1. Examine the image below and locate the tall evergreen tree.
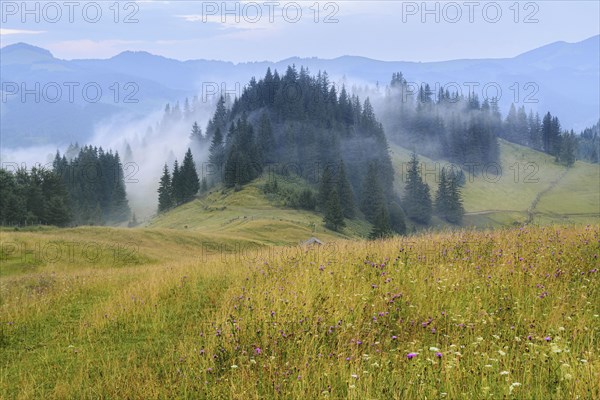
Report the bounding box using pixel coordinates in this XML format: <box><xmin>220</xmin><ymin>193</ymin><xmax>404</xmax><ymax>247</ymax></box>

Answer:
<box><xmin>445</xmin><ymin>170</ymin><xmax>464</xmax><ymax>224</ymax></box>
<box><xmin>208</xmin><ymin>127</ymin><xmax>225</xmax><ymax>184</ymax></box>
<box><xmin>323</xmin><ymin>187</ymin><xmax>345</xmax><ymax>231</ymax></box>
<box><xmin>402</xmin><ymin>153</ymin><xmax>432</xmax><ymax>224</ymax></box>
<box><xmin>108</xmin><ymin>153</ymin><xmax>131</xmax><ymax>222</ymax></box>
<box><xmin>318</xmin><ymin>165</ymin><xmax>335</xmax><ymax>211</ymax></box>
<box><xmin>434</xmin><ymin>168</ymin><xmax>450</xmax><ymax>218</ymax></box>
<box><xmin>190</xmin><ymin>122</ymin><xmax>203</xmax><ymax>144</ymax></box>
<box><xmin>360</xmin><ymin>162</ymin><xmax>387</xmax><ymax>223</ymax></box>
<box><xmin>157</xmin><ymin>164</ymin><xmax>173</xmax><ymax>212</ymax></box>
<box><xmin>181</xmin><ymin>148</ymin><xmax>200</xmax><ymax>202</ymax></box>
<box><xmin>337</xmin><ymin>160</ymin><xmax>355</xmax><ymax>218</ymax></box>
<box><xmin>171</xmin><ymin>159</ymin><xmax>183</xmax><ymax>205</ymax></box>
<box><xmin>435</xmin><ymin>167</ymin><xmax>464</xmax><ymax>224</ymax></box>
<box><xmin>257</xmin><ymin>113</ymin><xmax>276</xmax><ymax>164</ymax></box>
<box><xmin>369</xmin><ymin>203</ymin><xmax>392</xmax><ymax>239</ymax></box>
<box><xmin>558</xmin><ymin>131</ymin><xmax>577</xmax><ymax>167</ymax></box>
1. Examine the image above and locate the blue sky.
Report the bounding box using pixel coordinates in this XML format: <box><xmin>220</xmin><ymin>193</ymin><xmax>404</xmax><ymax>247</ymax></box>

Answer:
<box><xmin>1</xmin><ymin>1</ymin><xmax>598</xmax><ymax>62</ymax></box>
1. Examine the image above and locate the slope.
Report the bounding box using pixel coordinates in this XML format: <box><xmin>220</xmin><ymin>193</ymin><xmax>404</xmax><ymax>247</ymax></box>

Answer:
<box><xmin>389</xmin><ymin>139</ymin><xmax>600</xmax><ymax>227</ymax></box>
<box><xmin>147</xmin><ymin>176</ymin><xmax>372</xmax><ymax>244</ymax></box>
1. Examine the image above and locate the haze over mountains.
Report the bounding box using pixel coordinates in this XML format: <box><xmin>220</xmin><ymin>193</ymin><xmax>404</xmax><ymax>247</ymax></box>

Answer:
<box><xmin>1</xmin><ymin>35</ymin><xmax>598</xmax><ymax>148</ymax></box>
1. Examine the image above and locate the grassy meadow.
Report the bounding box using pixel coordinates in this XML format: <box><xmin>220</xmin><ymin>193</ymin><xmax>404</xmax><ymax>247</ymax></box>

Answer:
<box><xmin>1</xmin><ymin>224</ymin><xmax>598</xmax><ymax>399</ymax></box>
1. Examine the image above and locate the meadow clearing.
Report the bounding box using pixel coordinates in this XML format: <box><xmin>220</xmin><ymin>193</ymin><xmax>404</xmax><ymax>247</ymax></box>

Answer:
<box><xmin>0</xmin><ymin>224</ymin><xmax>598</xmax><ymax>399</ymax></box>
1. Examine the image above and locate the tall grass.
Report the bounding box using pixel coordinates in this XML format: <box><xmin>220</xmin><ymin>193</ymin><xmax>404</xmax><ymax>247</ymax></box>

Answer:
<box><xmin>1</xmin><ymin>225</ymin><xmax>598</xmax><ymax>398</ymax></box>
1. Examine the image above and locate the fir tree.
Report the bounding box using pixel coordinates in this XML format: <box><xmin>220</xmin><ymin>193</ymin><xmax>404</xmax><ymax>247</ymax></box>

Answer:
<box><xmin>257</xmin><ymin>113</ymin><xmax>276</xmax><ymax>164</ymax></box>
<box><xmin>181</xmin><ymin>148</ymin><xmax>200</xmax><ymax>202</ymax></box>
<box><xmin>360</xmin><ymin>162</ymin><xmax>387</xmax><ymax>224</ymax></box>
<box><xmin>323</xmin><ymin>187</ymin><xmax>345</xmax><ymax>231</ymax></box>
<box><xmin>318</xmin><ymin>165</ymin><xmax>335</xmax><ymax>211</ymax></box>
<box><xmin>171</xmin><ymin>160</ymin><xmax>183</xmax><ymax>205</ymax></box>
<box><xmin>369</xmin><ymin>203</ymin><xmax>392</xmax><ymax>239</ymax></box>
<box><xmin>208</xmin><ymin>127</ymin><xmax>225</xmax><ymax>184</ymax></box>
<box><xmin>157</xmin><ymin>164</ymin><xmax>173</xmax><ymax>212</ymax></box>
<box><xmin>190</xmin><ymin>122</ymin><xmax>203</xmax><ymax>144</ymax></box>
<box><xmin>434</xmin><ymin>168</ymin><xmax>450</xmax><ymax>218</ymax></box>
<box><xmin>337</xmin><ymin>160</ymin><xmax>355</xmax><ymax>218</ymax></box>
<box><xmin>388</xmin><ymin>201</ymin><xmax>407</xmax><ymax>235</ymax></box>
<box><xmin>402</xmin><ymin>153</ymin><xmax>432</xmax><ymax>224</ymax></box>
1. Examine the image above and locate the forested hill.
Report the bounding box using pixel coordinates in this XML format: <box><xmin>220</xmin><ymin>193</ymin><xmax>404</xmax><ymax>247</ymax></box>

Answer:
<box><xmin>208</xmin><ymin>66</ymin><xmax>393</xmax><ymax>191</ymax></box>
<box><xmin>199</xmin><ymin>66</ymin><xmax>405</xmax><ymax>234</ymax></box>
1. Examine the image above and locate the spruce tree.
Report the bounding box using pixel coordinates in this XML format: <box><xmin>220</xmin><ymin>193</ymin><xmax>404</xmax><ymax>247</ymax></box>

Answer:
<box><xmin>181</xmin><ymin>148</ymin><xmax>200</xmax><ymax>202</ymax></box>
<box><xmin>558</xmin><ymin>131</ymin><xmax>577</xmax><ymax>167</ymax></box>
<box><xmin>108</xmin><ymin>153</ymin><xmax>131</xmax><ymax>222</ymax></box>
<box><xmin>257</xmin><ymin>113</ymin><xmax>275</xmax><ymax>164</ymax></box>
<box><xmin>208</xmin><ymin>127</ymin><xmax>225</xmax><ymax>183</ymax></box>
<box><xmin>190</xmin><ymin>122</ymin><xmax>203</xmax><ymax>144</ymax></box>
<box><xmin>337</xmin><ymin>160</ymin><xmax>355</xmax><ymax>218</ymax></box>
<box><xmin>323</xmin><ymin>187</ymin><xmax>345</xmax><ymax>231</ymax></box>
<box><xmin>434</xmin><ymin>168</ymin><xmax>449</xmax><ymax>218</ymax></box>
<box><xmin>445</xmin><ymin>171</ymin><xmax>464</xmax><ymax>224</ymax></box>
<box><xmin>360</xmin><ymin>162</ymin><xmax>387</xmax><ymax>223</ymax></box>
<box><xmin>171</xmin><ymin>160</ymin><xmax>183</xmax><ymax>205</ymax></box>
<box><xmin>318</xmin><ymin>165</ymin><xmax>334</xmax><ymax>211</ymax></box>
<box><xmin>388</xmin><ymin>201</ymin><xmax>407</xmax><ymax>235</ymax></box>
<box><xmin>369</xmin><ymin>203</ymin><xmax>392</xmax><ymax>239</ymax></box>
<box><xmin>158</xmin><ymin>164</ymin><xmax>173</xmax><ymax>212</ymax></box>
<box><xmin>402</xmin><ymin>153</ymin><xmax>432</xmax><ymax>224</ymax></box>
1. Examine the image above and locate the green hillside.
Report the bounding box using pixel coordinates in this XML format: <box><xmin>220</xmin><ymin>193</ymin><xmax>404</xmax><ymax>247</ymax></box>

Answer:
<box><xmin>389</xmin><ymin>139</ymin><xmax>600</xmax><ymax>228</ymax></box>
<box><xmin>146</xmin><ymin>139</ymin><xmax>598</xmax><ymax>237</ymax></box>
<box><xmin>148</xmin><ymin>177</ymin><xmax>371</xmax><ymax>244</ymax></box>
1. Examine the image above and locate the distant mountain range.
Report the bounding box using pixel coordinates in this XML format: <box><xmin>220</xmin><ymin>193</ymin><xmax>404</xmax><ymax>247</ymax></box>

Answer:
<box><xmin>1</xmin><ymin>35</ymin><xmax>598</xmax><ymax>148</ymax></box>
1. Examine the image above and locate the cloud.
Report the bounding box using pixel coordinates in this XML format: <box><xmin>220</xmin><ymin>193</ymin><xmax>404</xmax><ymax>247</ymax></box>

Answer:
<box><xmin>176</xmin><ymin>14</ymin><xmax>271</xmax><ymax>31</ymax></box>
<box><xmin>0</xmin><ymin>28</ymin><xmax>46</xmax><ymax>36</ymax></box>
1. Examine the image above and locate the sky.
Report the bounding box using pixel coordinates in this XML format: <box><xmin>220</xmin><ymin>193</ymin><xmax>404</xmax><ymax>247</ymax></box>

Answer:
<box><xmin>0</xmin><ymin>1</ymin><xmax>599</xmax><ymax>62</ymax></box>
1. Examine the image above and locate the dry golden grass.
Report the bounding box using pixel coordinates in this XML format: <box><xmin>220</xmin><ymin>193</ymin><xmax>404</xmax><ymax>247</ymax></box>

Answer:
<box><xmin>1</xmin><ymin>225</ymin><xmax>598</xmax><ymax>398</ymax></box>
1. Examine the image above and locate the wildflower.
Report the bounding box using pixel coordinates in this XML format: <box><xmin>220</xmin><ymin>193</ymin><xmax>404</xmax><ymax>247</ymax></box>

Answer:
<box><xmin>255</xmin><ymin>347</ymin><xmax>262</xmax><ymax>355</ymax></box>
<box><xmin>509</xmin><ymin>382</ymin><xmax>521</xmax><ymax>394</ymax></box>
<box><xmin>231</xmin><ymin>365</ymin><xmax>238</xmax><ymax>369</ymax></box>
<box><xmin>436</xmin><ymin>352</ymin><xmax>443</xmax><ymax>358</ymax></box>
<box><xmin>391</xmin><ymin>335</ymin><xmax>398</xmax><ymax>340</ymax></box>
<box><xmin>545</xmin><ymin>336</ymin><xmax>552</xmax><ymax>342</ymax></box>
<box><xmin>429</xmin><ymin>347</ymin><xmax>440</xmax><ymax>352</ymax></box>
<box><xmin>407</xmin><ymin>352</ymin><xmax>418</xmax><ymax>360</ymax></box>
<box><xmin>351</xmin><ymin>374</ymin><xmax>358</xmax><ymax>379</ymax></box>
<box><xmin>500</xmin><ymin>371</ymin><xmax>509</xmax><ymax>375</ymax></box>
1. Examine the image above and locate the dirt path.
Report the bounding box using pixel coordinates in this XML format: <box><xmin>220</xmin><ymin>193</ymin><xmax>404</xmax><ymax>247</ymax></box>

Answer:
<box><xmin>525</xmin><ymin>167</ymin><xmax>570</xmax><ymax>224</ymax></box>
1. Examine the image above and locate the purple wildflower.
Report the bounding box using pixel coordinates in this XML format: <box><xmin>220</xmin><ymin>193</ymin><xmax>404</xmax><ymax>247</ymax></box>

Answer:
<box><xmin>407</xmin><ymin>352</ymin><xmax>418</xmax><ymax>360</ymax></box>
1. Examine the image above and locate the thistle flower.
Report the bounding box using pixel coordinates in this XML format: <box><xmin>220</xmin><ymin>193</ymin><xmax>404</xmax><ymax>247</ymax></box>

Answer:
<box><xmin>407</xmin><ymin>352</ymin><xmax>418</xmax><ymax>360</ymax></box>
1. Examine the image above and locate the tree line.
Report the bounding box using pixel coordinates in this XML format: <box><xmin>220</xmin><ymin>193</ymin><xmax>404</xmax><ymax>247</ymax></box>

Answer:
<box><xmin>0</xmin><ymin>145</ymin><xmax>131</xmax><ymax>226</ymax></box>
